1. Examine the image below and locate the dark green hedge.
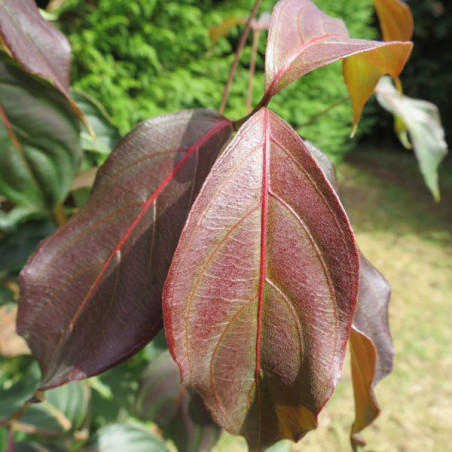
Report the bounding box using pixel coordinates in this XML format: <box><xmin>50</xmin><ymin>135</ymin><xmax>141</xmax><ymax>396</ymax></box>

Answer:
<box><xmin>57</xmin><ymin>0</ymin><xmax>377</xmax><ymax>160</ymax></box>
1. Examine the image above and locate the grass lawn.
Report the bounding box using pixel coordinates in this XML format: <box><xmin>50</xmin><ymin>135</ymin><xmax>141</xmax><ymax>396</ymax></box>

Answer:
<box><xmin>216</xmin><ymin>146</ymin><xmax>452</xmax><ymax>451</ymax></box>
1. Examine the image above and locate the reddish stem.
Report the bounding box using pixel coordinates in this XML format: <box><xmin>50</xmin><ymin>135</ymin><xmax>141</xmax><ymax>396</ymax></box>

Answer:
<box><xmin>219</xmin><ymin>0</ymin><xmax>262</xmax><ymax>114</ymax></box>
<box><xmin>246</xmin><ymin>29</ymin><xmax>261</xmax><ymax>113</ymax></box>
<box><xmin>232</xmin><ymin>93</ymin><xmax>270</xmax><ymax>131</ymax></box>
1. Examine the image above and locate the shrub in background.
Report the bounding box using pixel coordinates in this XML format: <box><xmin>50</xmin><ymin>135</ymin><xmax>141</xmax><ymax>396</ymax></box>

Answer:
<box><xmin>57</xmin><ymin>0</ymin><xmax>376</xmax><ymax>160</ymax></box>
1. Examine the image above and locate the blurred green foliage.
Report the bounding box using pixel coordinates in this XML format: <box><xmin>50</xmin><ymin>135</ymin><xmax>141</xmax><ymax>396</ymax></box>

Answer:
<box><xmin>57</xmin><ymin>0</ymin><xmax>377</xmax><ymax>161</ymax></box>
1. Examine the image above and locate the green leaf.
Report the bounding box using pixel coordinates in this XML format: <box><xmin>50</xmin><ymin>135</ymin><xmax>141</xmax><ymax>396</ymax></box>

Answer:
<box><xmin>86</xmin><ymin>423</ymin><xmax>168</xmax><ymax>452</ymax></box>
<box><xmin>0</xmin><ymin>426</ymin><xmax>7</xmax><ymax>452</ymax></box>
<box><xmin>44</xmin><ymin>381</ymin><xmax>90</xmax><ymax>431</ymax></box>
<box><xmin>143</xmin><ymin>329</ymin><xmax>168</xmax><ymax>362</ymax></box>
<box><xmin>0</xmin><ymin>361</ymin><xmax>40</xmax><ymax>420</ymax></box>
<box><xmin>375</xmin><ymin>76</ymin><xmax>448</xmax><ymax>201</ymax></box>
<box><xmin>0</xmin><ymin>219</ymin><xmax>55</xmax><ymax>273</ymax></box>
<box><xmin>71</xmin><ymin>89</ymin><xmax>121</xmax><ymax>157</ymax></box>
<box><xmin>10</xmin><ymin>380</ymin><xmax>90</xmax><ymax>434</ymax></box>
<box><xmin>0</xmin><ymin>56</ymin><xmax>82</xmax><ymax>212</ymax></box>
<box><xmin>135</xmin><ymin>350</ymin><xmax>221</xmax><ymax>452</ymax></box>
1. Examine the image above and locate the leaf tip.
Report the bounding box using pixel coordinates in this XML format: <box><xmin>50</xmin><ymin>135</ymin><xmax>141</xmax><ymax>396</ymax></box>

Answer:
<box><xmin>351</xmin><ymin>431</ymin><xmax>367</xmax><ymax>451</ymax></box>
<box><xmin>433</xmin><ymin>189</ymin><xmax>441</xmax><ymax>203</ymax></box>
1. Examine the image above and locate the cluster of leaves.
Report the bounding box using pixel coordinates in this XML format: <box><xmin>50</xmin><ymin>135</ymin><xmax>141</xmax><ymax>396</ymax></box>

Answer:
<box><xmin>56</xmin><ymin>0</ymin><xmax>377</xmax><ymax>159</ymax></box>
<box><xmin>0</xmin><ymin>0</ymin><xmax>448</xmax><ymax>451</ymax></box>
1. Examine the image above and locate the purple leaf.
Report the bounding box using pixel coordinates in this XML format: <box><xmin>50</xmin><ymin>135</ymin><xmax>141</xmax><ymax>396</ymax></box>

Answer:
<box><xmin>0</xmin><ymin>0</ymin><xmax>89</xmax><ymax>124</ymax></box>
<box><xmin>17</xmin><ymin>109</ymin><xmax>232</xmax><ymax>390</ymax></box>
<box><xmin>163</xmin><ymin>108</ymin><xmax>359</xmax><ymax>450</ymax></box>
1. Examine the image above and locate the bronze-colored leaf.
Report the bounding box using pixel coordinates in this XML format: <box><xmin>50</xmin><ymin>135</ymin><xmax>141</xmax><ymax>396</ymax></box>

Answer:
<box><xmin>350</xmin><ymin>253</ymin><xmax>393</xmax><ymax>449</ymax></box>
<box><xmin>373</xmin><ymin>0</ymin><xmax>414</xmax><ymax>42</ymax></box>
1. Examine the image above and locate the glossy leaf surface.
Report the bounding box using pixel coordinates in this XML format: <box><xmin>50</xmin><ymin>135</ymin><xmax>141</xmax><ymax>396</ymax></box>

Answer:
<box><xmin>0</xmin><ymin>0</ymin><xmax>71</xmax><ymax>96</ymax></box>
<box><xmin>350</xmin><ymin>253</ymin><xmax>393</xmax><ymax>448</ymax></box>
<box><xmin>0</xmin><ymin>57</ymin><xmax>81</xmax><ymax>212</ymax></box>
<box><xmin>164</xmin><ymin>108</ymin><xmax>360</xmax><ymax>450</ymax></box>
<box><xmin>376</xmin><ymin>76</ymin><xmax>448</xmax><ymax>201</ymax></box>
<box><xmin>18</xmin><ymin>109</ymin><xmax>232</xmax><ymax>390</ymax></box>
<box><xmin>135</xmin><ymin>350</ymin><xmax>221</xmax><ymax>452</ymax></box>
<box><xmin>264</xmin><ymin>0</ymin><xmax>411</xmax><ymax>99</ymax></box>
<box><xmin>343</xmin><ymin>43</ymin><xmax>412</xmax><ymax>130</ymax></box>
<box><xmin>373</xmin><ymin>0</ymin><xmax>414</xmax><ymax>42</ymax></box>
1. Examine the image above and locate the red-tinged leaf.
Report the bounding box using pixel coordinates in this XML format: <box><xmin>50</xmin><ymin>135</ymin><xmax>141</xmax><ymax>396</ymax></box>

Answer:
<box><xmin>264</xmin><ymin>0</ymin><xmax>412</xmax><ymax>100</ymax></box>
<box><xmin>17</xmin><ymin>109</ymin><xmax>232</xmax><ymax>390</ymax></box>
<box><xmin>374</xmin><ymin>0</ymin><xmax>414</xmax><ymax>42</ymax></box>
<box><xmin>303</xmin><ymin>140</ymin><xmax>337</xmax><ymax>190</ymax></box>
<box><xmin>350</xmin><ymin>253</ymin><xmax>393</xmax><ymax>449</ymax></box>
<box><xmin>343</xmin><ymin>42</ymin><xmax>412</xmax><ymax>131</ymax></box>
<box><xmin>135</xmin><ymin>350</ymin><xmax>221</xmax><ymax>452</ymax></box>
<box><xmin>251</xmin><ymin>12</ymin><xmax>272</xmax><ymax>32</ymax></box>
<box><xmin>0</xmin><ymin>0</ymin><xmax>88</xmax><ymax>125</ymax></box>
<box><xmin>163</xmin><ymin>108</ymin><xmax>360</xmax><ymax>451</ymax></box>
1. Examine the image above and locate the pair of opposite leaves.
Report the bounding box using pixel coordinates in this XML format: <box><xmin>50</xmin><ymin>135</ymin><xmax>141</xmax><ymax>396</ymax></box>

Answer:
<box><xmin>17</xmin><ymin>0</ymin><xmax>408</xmax><ymax>449</ymax></box>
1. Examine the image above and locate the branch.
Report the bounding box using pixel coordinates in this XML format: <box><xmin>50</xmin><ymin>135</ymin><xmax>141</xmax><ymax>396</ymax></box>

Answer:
<box><xmin>219</xmin><ymin>0</ymin><xmax>261</xmax><ymax>114</ymax></box>
<box><xmin>297</xmin><ymin>96</ymin><xmax>350</xmax><ymax>130</ymax></box>
<box><xmin>246</xmin><ymin>29</ymin><xmax>261</xmax><ymax>113</ymax></box>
